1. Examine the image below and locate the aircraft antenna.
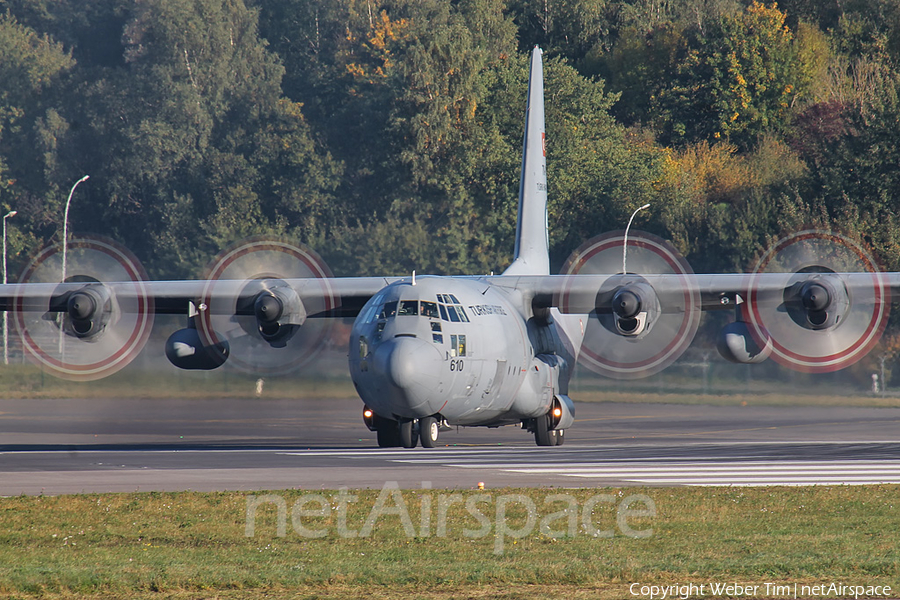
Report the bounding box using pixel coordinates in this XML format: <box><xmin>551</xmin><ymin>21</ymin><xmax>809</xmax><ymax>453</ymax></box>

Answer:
<box><xmin>622</xmin><ymin>203</ymin><xmax>650</xmax><ymax>274</ymax></box>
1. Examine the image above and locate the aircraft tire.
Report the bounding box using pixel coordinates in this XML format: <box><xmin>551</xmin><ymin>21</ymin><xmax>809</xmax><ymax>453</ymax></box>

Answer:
<box><xmin>420</xmin><ymin>416</ymin><xmax>439</xmax><ymax>448</ymax></box>
<box><xmin>534</xmin><ymin>414</ymin><xmax>554</xmax><ymax>446</ymax></box>
<box><xmin>376</xmin><ymin>422</ymin><xmax>402</xmax><ymax>448</ymax></box>
<box><xmin>399</xmin><ymin>419</ymin><xmax>418</xmax><ymax>449</ymax></box>
<box><xmin>554</xmin><ymin>428</ymin><xmax>565</xmax><ymax>446</ymax></box>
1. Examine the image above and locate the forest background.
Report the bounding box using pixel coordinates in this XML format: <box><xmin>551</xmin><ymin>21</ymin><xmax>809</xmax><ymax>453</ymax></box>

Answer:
<box><xmin>1</xmin><ymin>0</ymin><xmax>900</xmax><ymax>379</ymax></box>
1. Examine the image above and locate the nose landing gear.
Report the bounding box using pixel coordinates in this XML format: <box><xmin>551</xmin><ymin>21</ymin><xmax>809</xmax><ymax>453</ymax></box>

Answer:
<box><xmin>399</xmin><ymin>419</ymin><xmax>417</xmax><ymax>448</ymax></box>
<box><xmin>419</xmin><ymin>415</ymin><xmax>439</xmax><ymax>448</ymax></box>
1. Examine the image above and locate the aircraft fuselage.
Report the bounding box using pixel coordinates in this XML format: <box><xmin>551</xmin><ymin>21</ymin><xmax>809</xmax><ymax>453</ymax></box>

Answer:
<box><xmin>349</xmin><ymin>276</ymin><xmax>568</xmax><ymax>427</ymax></box>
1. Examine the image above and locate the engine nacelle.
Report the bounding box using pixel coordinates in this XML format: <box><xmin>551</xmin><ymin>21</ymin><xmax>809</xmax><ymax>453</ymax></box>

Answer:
<box><xmin>717</xmin><ymin>321</ymin><xmax>772</xmax><ymax>364</ymax></box>
<box><xmin>236</xmin><ymin>281</ymin><xmax>307</xmax><ymax>348</ymax></box>
<box><xmin>49</xmin><ymin>283</ymin><xmax>117</xmax><ymax>341</ymax></box>
<box><xmin>783</xmin><ymin>274</ymin><xmax>849</xmax><ymax>331</ymax></box>
<box><xmin>165</xmin><ymin>327</ymin><xmax>230</xmax><ymax>370</ymax></box>
<box><xmin>596</xmin><ymin>278</ymin><xmax>661</xmax><ymax>338</ymax></box>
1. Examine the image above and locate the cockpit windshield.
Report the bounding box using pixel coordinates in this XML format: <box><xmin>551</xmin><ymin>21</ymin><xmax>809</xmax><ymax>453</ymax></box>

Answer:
<box><xmin>367</xmin><ymin>296</ymin><xmax>467</xmax><ymax>323</ymax></box>
<box><xmin>436</xmin><ymin>294</ymin><xmax>469</xmax><ymax>322</ymax></box>
<box><xmin>421</xmin><ymin>301</ymin><xmax>438</xmax><ymax>318</ymax></box>
<box><xmin>398</xmin><ymin>300</ymin><xmax>419</xmax><ymax>316</ymax></box>
<box><xmin>378</xmin><ymin>301</ymin><xmax>397</xmax><ymax>319</ymax></box>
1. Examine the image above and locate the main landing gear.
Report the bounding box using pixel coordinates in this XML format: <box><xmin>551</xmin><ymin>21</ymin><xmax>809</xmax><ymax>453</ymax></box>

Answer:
<box><xmin>364</xmin><ymin>407</ymin><xmax>442</xmax><ymax>448</ymax></box>
<box><xmin>530</xmin><ymin>413</ymin><xmax>565</xmax><ymax>447</ymax></box>
<box><xmin>364</xmin><ymin>406</ymin><xmax>566</xmax><ymax>448</ymax></box>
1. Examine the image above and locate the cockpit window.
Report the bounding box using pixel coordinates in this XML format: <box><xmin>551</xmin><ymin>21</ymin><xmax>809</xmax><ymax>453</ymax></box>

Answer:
<box><xmin>398</xmin><ymin>300</ymin><xmax>419</xmax><ymax>316</ymax></box>
<box><xmin>446</xmin><ymin>305</ymin><xmax>460</xmax><ymax>322</ymax></box>
<box><xmin>360</xmin><ymin>294</ymin><xmax>383</xmax><ymax>324</ymax></box>
<box><xmin>435</xmin><ymin>293</ymin><xmax>469</xmax><ymax>323</ymax></box>
<box><xmin>421</xmin><ymin>301</ymin><xmax>438</xmax><ymax>318</ymax></box>
<box><xmin>379</xmin><ymin>301</ymin><xmax>397</xmax><ymax>319</ymax></box>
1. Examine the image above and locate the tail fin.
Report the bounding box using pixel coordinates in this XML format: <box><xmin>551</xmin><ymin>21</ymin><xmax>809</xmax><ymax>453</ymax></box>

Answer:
<box><xmin>503</xmin><ymin>47</ymin><xmax>550</xmax><ymax>276</ymax></box>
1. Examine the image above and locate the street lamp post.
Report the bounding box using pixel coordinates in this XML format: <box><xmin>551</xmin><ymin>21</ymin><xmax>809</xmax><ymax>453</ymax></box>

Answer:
<box><xmin>3</xmin><ymin>209</ymin><xmax>17</xmax><ymax>365</ymax></box>
<box><xmin>59</xmin><ymin>175</ymin><xmax>89</xmax><ymax>356</ymax></box>
<box><xmin>622</xmin><ymin>203</ymin><xmax>650</xmax><ymax>274</ymax></box>
<box><xmin>62</xmin><ymin>175</ymin><xmax>90</xmax><ymax>285</ymax></box>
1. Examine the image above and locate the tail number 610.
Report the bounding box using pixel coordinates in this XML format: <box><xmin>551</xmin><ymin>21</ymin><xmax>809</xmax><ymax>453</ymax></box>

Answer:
<box><xmin>450</xmin><ymin>359</ymin><xmax>465</xmax><ymax>372</ymax></box>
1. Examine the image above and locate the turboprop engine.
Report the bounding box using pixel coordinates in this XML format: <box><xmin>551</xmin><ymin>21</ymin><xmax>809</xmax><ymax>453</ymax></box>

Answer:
<box><xmin>51</xmin><ymin>283</ymin><xmax>116</xmax><ymax>341</ymax></box>
<box><xmin>596</xmin><ymin>278</ymin><xmax>661</xmax><ymax>338</ymax></box>
<box><xmin>165</xmin><ymin>282</ymin><xmax>307</xmax><ymax>371</ymax></box>
<box><xmin>186</xmin><ymin>237</ymin><xmax>338</xmax><ymax>375</ymax></box>
<box><xmin>559</xmin><ymin>230</ymin><xmax>701</xmax><ymax>379</ymax></box>
<box><xmin>14</xmin><ymin>235</ymin><xmax>155</xmax><ymax>381</ymax></box>
<box><xmin>782</xmin><ymin>274</ymin><xmax>849</xmax><ymax>331</ymax></box>
<box><xmin>718</xmin><ymin>231</ymin><xmax>889</xmax><ymax>372</ymax></box>
<box><xmin>236</xmin><ymin>282</ymin><xmax>306</xmax><ymax>348</ymax></box>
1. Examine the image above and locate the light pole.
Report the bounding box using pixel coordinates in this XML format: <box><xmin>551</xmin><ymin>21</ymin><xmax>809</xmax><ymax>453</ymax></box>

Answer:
<box><xmin>3</xmin><ymin>209</ymin><xmax>17</xmax><ymax>365</ymax></box>
<box><xmin>62</xmin><ymin>175</ymin><xmax>90</xmax><ymax>285</ymax></box>
<box><xmin>622</xmin><ymin>203</ymin><xmax>650</xmax><ymax>274</ymax></box>
<box><xmin>60</xmin><ymin>175</ymin><xmax>89</xmax><ymax>356</ymax></box>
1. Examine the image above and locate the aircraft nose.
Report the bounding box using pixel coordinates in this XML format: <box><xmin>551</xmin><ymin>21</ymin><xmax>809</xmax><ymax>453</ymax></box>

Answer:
<box><xmin>372</xmin><ymin>336</ymin><xmax>444</xmax><ymax>416</ymax></box>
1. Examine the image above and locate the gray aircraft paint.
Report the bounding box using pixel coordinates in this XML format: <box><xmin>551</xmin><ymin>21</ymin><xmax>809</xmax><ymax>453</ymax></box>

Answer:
<box><xmin>349</xmin><ymin>47</ymin><xmax>581</xmax><ymax>433</ymax></box>
<box><xmin>504</xmin><ymin>47</ymin><xmax>550</xmax><ymax>278</ymax></box>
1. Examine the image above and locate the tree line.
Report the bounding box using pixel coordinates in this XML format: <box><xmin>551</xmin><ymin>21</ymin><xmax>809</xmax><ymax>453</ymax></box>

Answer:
<box><xmin>0</xmin><ymin>0</ymin><xmax>898</xmax><ymax>284</ymax></box>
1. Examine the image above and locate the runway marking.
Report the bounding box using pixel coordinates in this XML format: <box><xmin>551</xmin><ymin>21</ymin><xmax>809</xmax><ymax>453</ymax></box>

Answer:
<box><xmin>457</xmin><ymin>460</ymin><xmax>900</xmax><ymax>486</ymax></box>
<box><xmin>277</xmin><ymin>447</ymin><xmax>900</xmax><ymax>487</ymax></box>
<box><xmin>564</xmin><ymin>418</ymin><xmax>900</xmax><ymax>442</ymax></box>
<box><xmin>574</xmin><ymin>415</ymin><xmax>657</xmax><ymax>422</ymax></box>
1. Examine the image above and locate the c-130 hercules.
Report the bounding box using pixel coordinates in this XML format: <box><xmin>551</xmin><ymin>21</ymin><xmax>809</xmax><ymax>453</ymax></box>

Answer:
<box><xmin>4</xmin><ymin>48</ymin><xmax>894</xmax><ymax>448</ymax></box>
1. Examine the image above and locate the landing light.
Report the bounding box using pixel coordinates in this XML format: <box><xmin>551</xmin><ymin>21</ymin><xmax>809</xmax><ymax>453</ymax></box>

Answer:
<box><xmin>363</xmin><ymin>409</ymin><xmax>373</xmax><ymax>419</ymax></box>
<box><xmin>553</xmin><ymin>407</ymin><xmax>562</xmax><ymax>418</ymax></box>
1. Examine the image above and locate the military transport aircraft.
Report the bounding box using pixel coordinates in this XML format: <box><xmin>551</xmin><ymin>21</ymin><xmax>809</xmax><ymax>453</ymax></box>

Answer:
<box><xmin>1</xmin><ymin>48</ymin><xmax>894</xmax><ymax>448</ymax></box>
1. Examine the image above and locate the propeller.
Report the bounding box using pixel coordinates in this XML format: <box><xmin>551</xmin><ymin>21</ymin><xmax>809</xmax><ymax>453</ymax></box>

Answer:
<box><xmin>13</xmin><ymin>236</ymin><xmax>154</xmax><ymax>381</ymax></box>
<box><xmin>196</xmin><ymin>236</ymin><xmax>337</xmax><ymax>375</ymax></box>
<box><xmin>743</xmin><ymin>230</ymin><xmax>889</xmax><ymax>373</ymax></box>
<box><xmin>559</xmin><ymin>230</ymin><xmax>701</xmax><ymax>379</ymax></box>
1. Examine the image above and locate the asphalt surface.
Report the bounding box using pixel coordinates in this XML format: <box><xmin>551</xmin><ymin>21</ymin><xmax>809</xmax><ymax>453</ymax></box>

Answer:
<box><xmin>2</xmin><ymin>396</ymin><xmax>900</xmax><ymax>494</ymax></box>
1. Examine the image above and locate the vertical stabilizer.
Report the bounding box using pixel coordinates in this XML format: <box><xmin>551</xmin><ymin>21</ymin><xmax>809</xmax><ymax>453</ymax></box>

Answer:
<box><xmin>503</xmin><ymin>47</ymin><xmax>550</xmax><ymax>276</ymax></box>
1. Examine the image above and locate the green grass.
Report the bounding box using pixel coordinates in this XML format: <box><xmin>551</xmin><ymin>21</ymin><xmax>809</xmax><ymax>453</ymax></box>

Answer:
<box><xmin>0</xmin><ymin>486</ymin><xmax>897</xmax><ymax>599</ymax></box>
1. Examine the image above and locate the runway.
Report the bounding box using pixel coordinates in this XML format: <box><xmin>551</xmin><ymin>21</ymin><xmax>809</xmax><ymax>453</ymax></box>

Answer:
<box><xmin>2</xmin><ymin>396</ymin><xmax>900</xmax><ymax>494</ymax></box>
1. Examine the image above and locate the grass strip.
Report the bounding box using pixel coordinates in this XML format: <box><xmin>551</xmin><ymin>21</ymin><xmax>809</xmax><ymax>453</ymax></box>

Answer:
<box><xmin>0</xmin><ymin>486</ymin><xmax>897</xmax><ymax>599</ymax></box>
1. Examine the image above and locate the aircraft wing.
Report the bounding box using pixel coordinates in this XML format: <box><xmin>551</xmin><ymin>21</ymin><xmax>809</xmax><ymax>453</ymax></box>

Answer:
<box><xmin>3</xmin><ymin>226</ymin><xmax>895</xmax><ymax>380</ymax></box>
<box><xmin>483</xmin><ymin>272</ymin><xmax>895</xmax><ymax>312</ymax></box>
<box><xmin>0</xmin><ymin>277</ymin><xmax>402</xmax><ymax>317</ymax></box>
<box><xmin>485</xmin><ymin>265</ymin><xmax>892</xmax><ymax>376</ymax></box>
<box><xmin>0</xmin><ymin>271</ymin><xmax>404</xmax><ymax>380</ymax></box>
